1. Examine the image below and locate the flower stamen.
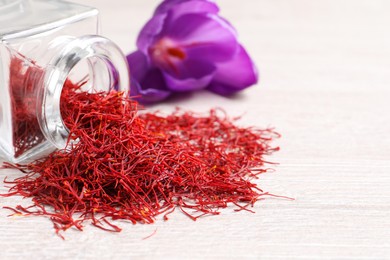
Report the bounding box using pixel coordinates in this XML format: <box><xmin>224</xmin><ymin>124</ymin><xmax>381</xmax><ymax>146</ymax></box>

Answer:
<box><xmin>149</xmin><ymin>38</ymin><xmax>186</xmax><ymax>74</ymax></box>
<box><xmin>167</xmin><ymin>47</ymin><xmax>186</xmax><ymax>60</ymax></box>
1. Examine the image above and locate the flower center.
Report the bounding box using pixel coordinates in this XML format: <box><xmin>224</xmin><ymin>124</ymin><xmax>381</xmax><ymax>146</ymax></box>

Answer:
<box><xmin>167</xmin><ymin>47</ymin><xmax>186</xmax><ymax>60</ymax></box>
<box><xmin>149</xmin><ymin>38</ymin><xmax>186</xmax><ymax>73</ymax></box>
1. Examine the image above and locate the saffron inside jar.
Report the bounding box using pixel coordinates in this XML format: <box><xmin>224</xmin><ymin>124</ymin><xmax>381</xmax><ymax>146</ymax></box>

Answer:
<box><xmin>9</xmin><ymin>56</ymin><xmax>46</xmax><ymax>158</ymax></box>
<box><xmin>2</xmin><ymin>56</ymin><xmax>279</xmax><ymax>238</ymax></box>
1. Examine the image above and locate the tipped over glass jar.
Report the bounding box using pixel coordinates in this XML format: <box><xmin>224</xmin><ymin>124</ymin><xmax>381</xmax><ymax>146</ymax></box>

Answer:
<box><xmin>0</xmin><ymin>0</ymin><xmax>130</xmax><ymax>163</ymax></box>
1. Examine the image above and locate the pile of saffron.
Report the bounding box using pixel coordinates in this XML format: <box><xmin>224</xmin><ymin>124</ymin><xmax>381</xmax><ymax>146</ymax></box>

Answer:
<box><xmin>2</xmin><ymin>65</ymin><xmax>279</xmax><ymax>237</ymax></box>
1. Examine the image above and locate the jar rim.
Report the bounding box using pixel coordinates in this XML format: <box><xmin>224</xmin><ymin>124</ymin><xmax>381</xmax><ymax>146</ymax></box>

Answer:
<box><xmin>38</xmin><ymin>35</ymin><xmax>130</xmax><ymax>150</ymax></box>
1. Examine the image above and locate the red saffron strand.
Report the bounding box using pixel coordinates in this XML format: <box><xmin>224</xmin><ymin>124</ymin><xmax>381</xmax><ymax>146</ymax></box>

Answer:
<box><xmin>1</xmin><ymin>56</ymin><xmax>280</xmax><ymax>237</ymax></box>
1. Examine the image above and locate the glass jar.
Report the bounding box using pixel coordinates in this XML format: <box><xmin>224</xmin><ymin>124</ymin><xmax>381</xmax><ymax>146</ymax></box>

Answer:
<box><xmin>0</xmin><ymin>0</ymin><xmax>130</xmax><ymax>163</ymax></box>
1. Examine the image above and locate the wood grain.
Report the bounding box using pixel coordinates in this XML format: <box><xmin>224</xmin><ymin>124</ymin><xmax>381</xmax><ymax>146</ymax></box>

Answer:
<box><xmin>1</xmin><ymin>0</ymin><xmax>390</xmax><ymax>259</ymax></box>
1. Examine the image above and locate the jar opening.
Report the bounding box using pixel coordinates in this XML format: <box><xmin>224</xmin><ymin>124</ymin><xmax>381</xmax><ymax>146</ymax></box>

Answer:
<box><xmin>59</xmin><ymin>55</ymin><xmax>120</xmax><ymax>134</ymax></box>
<box><xmin>39</xmin><ymin>35</ymin><xmax>129</xmax><ymax>150</ymax></box>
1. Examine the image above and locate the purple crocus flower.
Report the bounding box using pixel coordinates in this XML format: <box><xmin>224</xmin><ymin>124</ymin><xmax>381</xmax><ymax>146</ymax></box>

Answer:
<box><xmin>127</xmin><ymin>0</ymin><xmax>258</xmax><ymax>103</ymax></box>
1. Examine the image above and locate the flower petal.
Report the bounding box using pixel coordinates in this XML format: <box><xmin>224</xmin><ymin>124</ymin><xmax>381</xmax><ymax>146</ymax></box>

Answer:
<box><xmin>164</xmin><ymin>54</ymin><xmax>216</xmax><ymax>77</ymax></box>
<box><xmin>133</xmin><ymin>69</ymin><xmax>172</xmax><ymax>103</ymax></box>
<box><xmin>161</xmin><ymin>57</ymin><xmax>216</xmax><ymax>91</ymax></box>
<box><xmin>208</xmin><ymin>45</ymin><xmax>258</xmax><ymax>95</ymax></box>
<box><xmin>127</xmin><ymin>51</ymin><xmax>171</xmax><ymax>103</ymax></box>
<box><xmin>165</xmin><ymin>13</ymin><xmax>238</xmax><ymax>62</ymax></box>
<box><xmin>126</xmin><ymin>50</ymin><xmax>149</xmax><ymax>81</ymax></box>
<box><xmin>163</xmin><ymin>68</ymin><xmax>215</xmax><ymax>91</ymax></box>
<box><xmin>155</xmin><ymin>0</ymin><xmax>219</xmax><ymax>17</ymax></box>
<box><xmin>136</xmin><ymin>13</ymin><xmax>167</xmax><ymax>54</ymax></box>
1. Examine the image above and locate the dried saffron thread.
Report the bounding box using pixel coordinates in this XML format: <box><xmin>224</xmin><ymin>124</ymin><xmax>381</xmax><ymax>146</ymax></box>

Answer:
<box><xmin>2</xmin><ymin>57</ymin><xmax>280</xmax><ymax>237</ymax></box>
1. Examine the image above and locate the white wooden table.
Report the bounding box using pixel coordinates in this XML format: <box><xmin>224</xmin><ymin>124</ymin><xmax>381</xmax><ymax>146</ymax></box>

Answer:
<box><xmin>1</xmin><ymin>0</ymin><xmax>390</xmax><ymax>259</ymax></box>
